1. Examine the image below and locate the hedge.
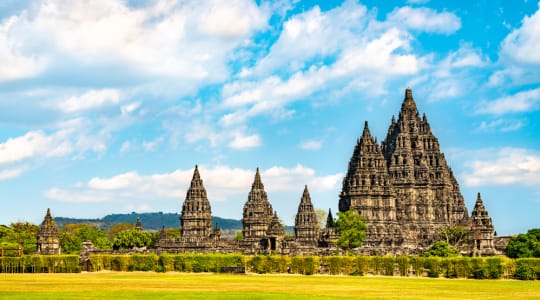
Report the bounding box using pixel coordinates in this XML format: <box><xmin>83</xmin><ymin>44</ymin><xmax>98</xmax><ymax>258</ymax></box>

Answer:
<box><xmin>4</xmin><ymin>253</ymin><xmax>538</xmax><ymax>280</ymax></box>
<box><xmin>0</xmin><ymin>255</ymin><xmax>80</xmax><ymax>273</ymax></box>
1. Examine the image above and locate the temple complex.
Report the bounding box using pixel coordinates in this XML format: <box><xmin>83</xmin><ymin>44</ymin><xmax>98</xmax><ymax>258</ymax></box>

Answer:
<box><xmin>66</xmin><ymin>88</ymin><xmax>500</xmax><ymax>258</ymax></box>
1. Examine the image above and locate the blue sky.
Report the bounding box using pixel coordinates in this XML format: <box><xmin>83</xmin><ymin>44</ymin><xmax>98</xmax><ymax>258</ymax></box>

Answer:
<box><xmin>0</xmin><ymin>0</ymin><xmax>539</xmax><ymax>235</ymax></box>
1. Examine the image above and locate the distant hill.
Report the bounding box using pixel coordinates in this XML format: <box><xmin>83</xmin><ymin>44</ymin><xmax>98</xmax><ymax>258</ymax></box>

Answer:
<box><xmin>55</xmin><ymin>212</ymin><xmax>242</xmax><ymax>231</ymax></box>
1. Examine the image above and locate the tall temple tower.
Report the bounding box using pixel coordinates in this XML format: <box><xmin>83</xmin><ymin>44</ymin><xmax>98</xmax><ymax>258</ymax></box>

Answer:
<box><xmin>180</xmin><ymin>165</ymin><xmax>213</xmax><ymax>246</ymax></box>
<box><xmin>294</xmin><ymin>185</ymin><xmax>319</xmax><ymax>246</ymax></box>
<box><xmin>340</xmin><ymin>88</ymin><xmax>470</xmax><ymax>254</ymax></box>
<box><xmin>469</xmin><ymin>193</ymin><xmax>495</xmax><ymax>256</ymax></box>
<box><xmin>380</xmin><ymin>88</ymin><xmax>469</xmax><ymax>249</ymax></box>
<box><xmin>36</xmin><ymin>208</ymin><xmax>61</xmax><ymax>255</ymax></box>
<box><xmin>339</xmin><ymin>121</ymin><xmax>401</xmax><ymax>252</ymax></box>
<box><xmin>242</xmin><ymin>168</ymin><xmax>274</xmax><ymax>241</ymax></box>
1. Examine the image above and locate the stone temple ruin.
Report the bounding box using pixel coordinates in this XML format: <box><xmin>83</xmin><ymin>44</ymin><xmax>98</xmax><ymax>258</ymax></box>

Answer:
<box><xmin>38</xmin><ymin>88</ymin><xmax>504</xmax><ymax>257</ymax></box>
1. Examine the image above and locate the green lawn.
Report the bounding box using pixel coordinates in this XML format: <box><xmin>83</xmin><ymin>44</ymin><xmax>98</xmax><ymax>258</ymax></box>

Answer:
<box><xmin>0</xmin><ymin>272</ymin><xmax>538</xmax><ymax>299</ymax></box>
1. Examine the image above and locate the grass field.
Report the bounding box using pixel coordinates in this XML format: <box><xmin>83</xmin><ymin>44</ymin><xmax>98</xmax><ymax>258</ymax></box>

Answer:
<box><xmin>0</xmin><ymin>272</ymin><xmax>539</xmax><ymax>299</ymax></box>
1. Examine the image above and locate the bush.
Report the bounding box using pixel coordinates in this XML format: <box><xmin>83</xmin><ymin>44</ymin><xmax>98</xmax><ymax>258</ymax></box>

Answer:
<box><xmin>515</xmin><ymin>259</ymin><xmax>540</xmax><ymax>280</ymax></box>
<box><xmin>0</xmin><ymin>255</ymin><xmax>80</xmax><ymax>273</ymax></box>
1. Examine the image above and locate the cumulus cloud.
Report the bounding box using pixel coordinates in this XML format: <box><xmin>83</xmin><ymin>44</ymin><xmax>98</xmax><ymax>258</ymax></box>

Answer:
<box><xmin>221</xmin><ymin>24</ymin><xmax>422</xmax><ymax>125</ymax></box>
<box><xmin>501</xmin><ymin>4</ymin><xmax>540</xmax><ymax>65</ymax></box>
<box><xmin>0</xmin><ymin>130</ymin><xmax>72</xmax><ymax>165</ymax></box>
<box><xmin>461</xmin><ymin>148</ymin><xmax>540</xmax><ymax>187</ymax></box>
<box><xmin>228</xmin><ymin>132</ymin><xmax>261</xmax><ymax>149</ymax></box>
<box><xmin>0</xmin><ymin>0</ymin><xmax>269</xmax><ymax>89</ymax></box>
<box><xmin>476</xmin><ymin>87</ymin><xmax>540</xmax><ymax>115</ymax></box>
<box><xmin>387</xmin><ymin>6</ymin><xmax>461</xmax><ymax>34</ymax></box>
<box><xmin>45</xmin><ymin>164</ymin><xmax>343</xmax><ymax>204</ymax></box>
<box><xmin>490</xmin><ymin>5</ymin><xmax>540</xmax><ymax>86</ymax></box>
<box><xmin>57</xmin><ymin>89</ymin><xmax>122</xmax><ymax>113</ymax></box>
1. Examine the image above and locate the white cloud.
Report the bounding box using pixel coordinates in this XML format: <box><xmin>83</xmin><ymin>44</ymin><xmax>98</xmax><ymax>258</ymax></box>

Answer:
<box><xmin>0</xmin><ymin>167</ymin><xmax>27</xmax><ymax>180</ymax></box>
<box><xmin>461</xmin><ymin>148</ymin><xmax>540</xmax><ymax>187</ymax></box>
<box><xmin>0</xmin><ymin>130</ymin><xmax>71</xmax><ymax>164</ymax></box>
<box><xmin>143</xmin><ymin>136</ymin><xmax>164</xmax><ymax>152</ymax></box>
<box><xmin>221</xmin><ymin>25</ymin><xmax>422</xmax><ymax>125</ymax></box>
<box><xmin>490</xmin><ymin>5</ymin><xmax>540</xmax><ymax>86</ymax></box>
<box><xmin>387</xmin><ymin>6</ymin><xmax>461</xmax><ymax>34</ymax></box>
<box><xmin>300</xmin><ymin>139</ymin><xmax>323</xmax><ymax>151</ymax></box>
<box><xmin>476</xmin><ymin>87</ymin><xmax>540</xmax><ymax>115</ymax></box>
<box><xmin>501</xmin><ymin>4</ymin><xmax>540</xmax><ymax>65</ymax></box>
<box><xmin>228</xmin><ymin>132</ymin><xmax>261</xmax><ymax>149</ymax></box>
<box><xmin>57</xmin><ymin>89</ymin><xmax>121</xmax><ymax>113</ymax></box>
<box><xmin>0</xmin><ymin>16</ymin><xmax>47</xmax><ymax>81</ymax></box>
<box><xmin>0</xmin><ymin>0</ymin><xmax>269</xmax><ymax>90</ymax></box>
<box><xmin>477</xmin><ymin>119</ymin><xmax>525</xmax><ymax>132</ymax></box>
<box><xmin>45</xmin><ymin>164</ymin><xmax>342</xmax><ymax>204</ymax></box>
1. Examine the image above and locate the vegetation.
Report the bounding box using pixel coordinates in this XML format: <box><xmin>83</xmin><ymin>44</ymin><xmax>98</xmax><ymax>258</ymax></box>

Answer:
<box><xmin>506</xmin><ymin>228</ymin><xmax>540</xmax><ymax>258</ymax></box>
<box><xmin>0</xmin><ymin>273</ymin><xmax>539</xmax><ymax>300</ymax></box>
<box><xmin>61</xmin><ymin>224</ymin><xmax>112</xmax><ymax>253</ymax></box>
<box><xmin>112</xmin><ymin>229</ymin><xmax>153</xmax><ymax>249</ymax></box>
<box><xmin>0</xmin><ymin>222</ymin><xmax>39</xmax><ymax>255</ymax></box>
<box><xmin>439</xmin><ymin>226</ymin><xmax>468</xmax><ymax>249</ymax></box>
<box><xmin>334</xmin><ymin>210</ymin><xmax>367</xmax><ymax>250</ymax></box>
<box><xmin>423</xmin><ymin>241</ymin><xmax>459</xmax><ymax>257</ymax></box>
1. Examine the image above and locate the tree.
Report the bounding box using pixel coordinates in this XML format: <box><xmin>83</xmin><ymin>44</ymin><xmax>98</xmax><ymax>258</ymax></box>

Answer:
<box><xmin>113</xmin><ymin>229</ymin><xmax>153</xmax><ymax>249</ymax></box>
<box><xmin>334</xmin><ymin>210</ymin><xmax>367</xmax><ymax>251</ymax></box>
<box><xmin>423</xmin><ymin>241</ymin><xmax>459</xmax><ymax>257</ymax></box>
<box><xmin>506</xmin><ymin>228</ymin><xmax>540</xmax><ymax>258</ymax></box>
<box><xmin>107</xmin><ymin>222</ymin><xmax>134</xmax><ymax>240</ymax></box>
<box><xmin>233</xmin><ymin>231</ymin><xmax>243</xmax><ymax>241</ymax></box>
<box><xmin>3</xmin><ymin>222</ymin><xmax>40</xmax><ymax>254</ymax></box>
<box><xmin>315</xmin><ymin>208</ymin><xmax>327</xmax><ymax>229</ymax></box>
<box><xmin>439</xmin><ymin>226</ymin><xmax>468</xmax><ymax>249</ymax></box>
<box><xmin>60</xmin><ymin>224</ymin><xmax>112</xmax><ymax>253</ymax></box>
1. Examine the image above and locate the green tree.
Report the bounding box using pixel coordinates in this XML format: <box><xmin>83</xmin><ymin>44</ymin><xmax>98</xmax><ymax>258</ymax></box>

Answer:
<box><xmin>439</xmin><ymin>226</ymin><xmax>468</xmax><ymax>249</ymax></box>
<box><xmin>334</xmin><ymin>210</ymin><xmax>367</xmax><ymax>251</ymax></box>
<box><xmin>107</xmin><ymin>222</ymin><xmax>134</xmax><ymax>240</ymax></box>
<box><xmin>233</xmin><ymin>231</ymin><xmax>243</xmax><ymax>241</ymax></box>
<box><xmin>60</xmin><ymin>224</ymin><xmax>112</xmax><ymax>254</ymax></box>
<box><xmin>315</xmin><ymin>208</ymin><xmax>327</xmax><ymax>229</ymax></box>
<box><xmin>113</xmin><ymin>229</ymin><xmax>153</xmax><ymax>249</ymax></box>
<box><xmin>1</xmin><ymin>222</ymin><xmax>40</xmax><ymax>254</ymax></box>
<box><xmin>423</xmin><ymin>241</ymin><xmax>459</xmax><ymax>257</ymax></box>
<box><xmin>506</xmin><ymin>228</ymin><xmax>540</xmax><ymax>258</ymax></box>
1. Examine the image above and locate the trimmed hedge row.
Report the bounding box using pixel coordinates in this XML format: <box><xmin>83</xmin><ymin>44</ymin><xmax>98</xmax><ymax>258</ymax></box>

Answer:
<box><xmin>89</xmin><ymin>253</ymin><xmax>244</xmax><ymax>273</ymax></box>
<box><xmin>3</xmin><ymin>254</ymin><xmax>539</xmax><ymax>280</ymax></box>
<box><xmin>87</xmin><ymin>254</ymin><xmax>540</xmax><ymax>279</ymax></box>
<box><xmin>0</xmin><ymin>255</ymin><xmax>80</xmax><ymax>273</ymax></box>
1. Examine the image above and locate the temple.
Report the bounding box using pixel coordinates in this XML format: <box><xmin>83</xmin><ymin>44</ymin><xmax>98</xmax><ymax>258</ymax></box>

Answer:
<box><xmin>36</xmin><ymin>208</ymin><xmax>61</xmax><ymax>255</ymax></box>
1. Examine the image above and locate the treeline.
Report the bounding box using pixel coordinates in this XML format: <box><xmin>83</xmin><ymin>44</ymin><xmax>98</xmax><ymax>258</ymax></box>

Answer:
<box><xmin>55</xmin><ymin>212</ymin><xmax>242</xmax><ymax>231</ymax></box>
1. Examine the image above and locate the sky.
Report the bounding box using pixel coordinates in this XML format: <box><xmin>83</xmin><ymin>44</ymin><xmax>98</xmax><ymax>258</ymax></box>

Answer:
<box><xmin>0</xmin><ymin>0</ymin><xmax>539</xmax><ymax>235</ymax></box>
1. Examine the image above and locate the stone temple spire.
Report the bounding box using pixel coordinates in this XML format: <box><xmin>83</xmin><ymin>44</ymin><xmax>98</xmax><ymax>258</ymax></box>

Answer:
<box><xmin>135</xmin><ymin>217</ymin><xmax>143</xmax><ymax>231</ymax></box>
<box><xmin>378</xmin><ymin>88</ymin><xmax>469</xmax><ymax>250</ymax></box>
<box><xmin>36</xmin><ymin>208</ymin><xmax>61</xmax><ymax>255</ymax></box>
<box><xmin>326</xmin><ymin>208</ymin><xmax>334</xmax><ymax>228</ymax></box>
<box><xmin>242</xmin><ymin>168</ymin><xmax>274</xmax><ymax>240</ymax></box>
<box><xmin>180</xmin><ymin>165</ymin><xmax>213</xmax><ymax>243</ymax></box>
<box><xmin>339</xmin><ymin>121</ymin><xmax>400</xmax><ymax>250</ymax></box>
<box><xmin>294</xmin><ymin>185</ymin><xmax>319</xmax><ymax>246</ymax></box>
<box><xmin>470</xmin><ymin>192</ymin><xmax>495</xmax><ymax>256</ymax></box>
